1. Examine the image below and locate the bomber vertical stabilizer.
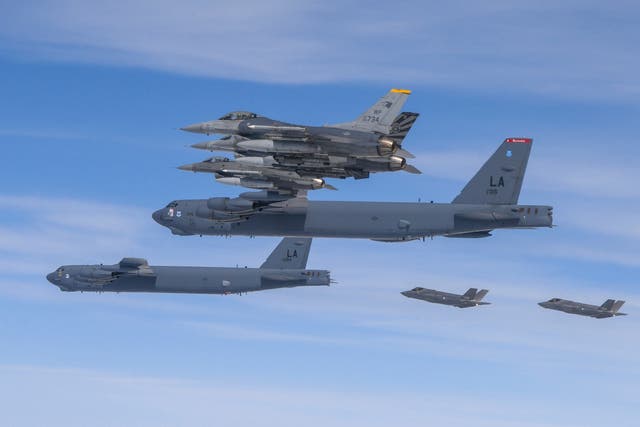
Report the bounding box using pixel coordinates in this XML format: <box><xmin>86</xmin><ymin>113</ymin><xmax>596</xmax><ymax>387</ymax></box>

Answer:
<box><xmin>453</xmin><ymin>138</ymin><xmax>532</xmax><ymax>205</ymax></box>
<box><xmin>260</xmin><ymin>237</ymin><xmax>312</xmax><ymax>270</ymax></box>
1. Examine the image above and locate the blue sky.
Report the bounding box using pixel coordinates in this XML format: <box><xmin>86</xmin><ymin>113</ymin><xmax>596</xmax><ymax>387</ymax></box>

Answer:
<box><xmin>0</xmin><ymin>1</ymin><xmax>639</xmax><ymax>426</ymax></box>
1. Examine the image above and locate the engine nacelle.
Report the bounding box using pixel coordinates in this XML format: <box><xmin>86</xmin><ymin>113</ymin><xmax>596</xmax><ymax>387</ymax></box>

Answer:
<box><xmin>206</xmin><ymin>197</ymin><xmax>254</xmax><ymax>212</ymax></box>
<box><xmin>77</xmin><ymin>268</ymin><xmax>112</xmax><ymax>281</ymax></box>
<box><xmin>377</xmin><ymin>136</ymin><xmax>398</xmax><ymax>156</ymax></box>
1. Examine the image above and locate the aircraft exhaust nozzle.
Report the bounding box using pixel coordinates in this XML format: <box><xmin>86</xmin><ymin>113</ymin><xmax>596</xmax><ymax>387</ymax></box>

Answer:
<box><xmin>377</xmin><ymin>136</ymin><xmax>398</xmax><ymax>156</ymax></box>
<box><xmin>388</xmin><ymin>155</ymin><xmax>406</xmax><ymax>171</ymax></box>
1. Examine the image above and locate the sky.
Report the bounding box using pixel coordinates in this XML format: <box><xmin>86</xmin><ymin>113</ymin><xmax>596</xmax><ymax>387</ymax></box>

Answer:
<box><xmin>0</xmin><ymin>1</ymin><xmax>639</xmax><ymax>426</ymax></box>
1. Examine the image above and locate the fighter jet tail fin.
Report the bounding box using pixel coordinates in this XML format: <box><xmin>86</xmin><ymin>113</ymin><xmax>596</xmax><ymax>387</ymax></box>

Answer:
<box><xmin>462</xmin><ymin>288</ymin><xmax>478</xmax><ymax>299</ymax></box>
<box><xmin>331</xmin><ymin>89</ymin><xmax>411</xmax><ymax>134</ymax></box>
<box><xmin>474</xmin><ymin>289</ymin><xmax>490</xmax><ymax>301</ymax></box>
<box><xmin>387</xmin><ymin>112</ymin><xmax>419</xmax><ymax>145</ymax></box>
<box><xmin>453</xmin><ymin>138</ymin><xmax>533</xmax><ymax>205</ymax></box>
<box><xmin>600</xmin><ymin>299</ymin><xmax>616</xmax><ymax>311</ymax></box>
<box><xmin>612</xmin><ymin>300</ymin><xmax>626</xmax><ymax>313</ymax></box>
<box><xmin>260</xmin><ymin>237</ymin><xmax>312</xmax><ymax>270</ymax></box>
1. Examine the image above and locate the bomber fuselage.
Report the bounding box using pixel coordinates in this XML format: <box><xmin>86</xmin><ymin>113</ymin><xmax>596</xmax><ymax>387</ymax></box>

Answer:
<box><xmin>152</xmin><ymin>199</ymin><xmax>553</xmax><ymax>241</ymax></box>
<box><xmin>46</xmin><ymin>264</ymin><xmax>329</xmax><ymax>294</ymax></box>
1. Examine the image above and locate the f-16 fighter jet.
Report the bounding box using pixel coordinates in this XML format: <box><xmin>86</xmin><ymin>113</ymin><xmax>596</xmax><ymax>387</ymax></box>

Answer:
<box><xmin>178</xmin><ymin>153</ymin><xmax>419</xmax><ymax>191</ymax></box>
<box><xmin>401</xmin><ymin>287</ymin><xmax>490</xmax><ymax>308</ymax></box>
<box><xmin>177</xmin><ymin>156</ymin><xmax>337</xmax><ymax>192</ymax></box>
<box><xmin>538</xmin><ymin>298</ymin><xmax>627</xmax><ymax>319</ymax></box>
<box><xmin>153</xmin><ymin>137</ymin><xmax>553</xmax><ymax>241</ymax></box>
<box><xmin>46</xmin><ymin>238</ymin><xmax>329</xmax><ymax>295</ymax></box>
<box><xmin>182</xmin><ymin>89</ymin><xmax>418</xmax><ymax>160</ymax></box>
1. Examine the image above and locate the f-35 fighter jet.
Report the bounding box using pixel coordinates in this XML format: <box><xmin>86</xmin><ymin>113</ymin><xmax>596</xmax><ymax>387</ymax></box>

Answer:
<box><xmin>46</xmin><ymin>238</ymin><xmax>329</xmax><ymax>295</ymax></box>
<box><xmin>401</xmin><ymin>287</ymin><xmax>490</xmax><ymax>308</ymax></box>
<box><xmin>538</xmin><ymin>298</ymin><xmax>627</xmax><ymax>318</ymax></box>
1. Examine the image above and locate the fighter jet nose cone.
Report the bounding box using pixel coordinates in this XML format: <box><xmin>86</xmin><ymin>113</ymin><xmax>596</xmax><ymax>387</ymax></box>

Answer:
<box><xmin>177</xmin><ymin>164</ymin><xmax>193</xmax><ymax>171</ymax></box>
<box><xmin>46</xmin><ymin>272</ymin><xmax>56</xmax><ymax>284</ymax></box>
<box><xmin>180</xmin><ymin>123</ymin><xmax>203</xmax><ymax>133</ymax></box>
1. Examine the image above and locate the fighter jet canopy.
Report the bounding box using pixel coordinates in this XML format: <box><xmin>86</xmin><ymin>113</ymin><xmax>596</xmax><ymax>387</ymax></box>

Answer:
<box><xmin>218</xmin><ymin>111</ymin><xmax>260</xmax><ymax>121</ymax></box>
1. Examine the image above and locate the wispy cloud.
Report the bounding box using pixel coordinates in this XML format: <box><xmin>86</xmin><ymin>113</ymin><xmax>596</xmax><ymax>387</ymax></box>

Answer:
<box><xmin>1</xmin><ymin>364</ymin><xmax>636</xmax><ymax>427</ymax></box>
<box><xmin>1</xmin><ymin>1</ymin><xmax>639</xmax><ymax>100</ymax></box>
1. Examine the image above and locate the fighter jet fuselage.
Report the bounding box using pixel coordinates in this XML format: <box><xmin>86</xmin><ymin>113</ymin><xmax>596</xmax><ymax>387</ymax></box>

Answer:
<box><xmin>401</xmin><ymin>287</ymin><xmax>491</xmax><ymax>308</ymax></box>
<box><xmin>185</xmin><ymin>116</ymin><xmax>400</xmax><ymax>158</ymax></box>
<box><xmin>152</xmin><ymin>199</ymin><xmax>553</xmax><ymax>241</ymax></box>
<box><xmin>538</xmin><ymin>298</ymin><xmax>627</xmax><ymax>318</ymax></box>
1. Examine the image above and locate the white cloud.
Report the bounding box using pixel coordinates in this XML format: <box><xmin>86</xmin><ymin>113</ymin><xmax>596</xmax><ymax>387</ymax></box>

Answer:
<box><xmin>1</xmin><ymin>1</ymin><xmax>639</xmax><ymax>100</ymax></box>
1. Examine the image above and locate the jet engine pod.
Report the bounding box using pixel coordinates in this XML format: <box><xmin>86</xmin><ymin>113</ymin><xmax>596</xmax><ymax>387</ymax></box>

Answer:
<box><xmin>196</xmin><ymin>205</ymin><xmax>214</xmax><ymax>219</ymax></box>
<box><xmin>77</xmin><ymin>268</ymin><xmax>113</xmax><ymax>281</ymax></box>
<box><xmin>388</xmin><ymin>155</ymin><xmax>407</xmax><ymax>171</ymax></box>
<box><xmin>206</xmin><ymin>196</ymin><xmax>254</xmax><ymax>212</ymax></box>
<box><xmin>377</xmin><ymin>136</ymin><xmax>398</xmax><ymax>156</ymax></box>
<box><xmin>207</xmin><ymin>197</ymin><xmax>230</xmax><ymax>211</ymax></box>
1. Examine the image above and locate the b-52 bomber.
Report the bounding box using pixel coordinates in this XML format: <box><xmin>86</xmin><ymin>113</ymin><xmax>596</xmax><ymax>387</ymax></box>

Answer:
<box><xmin>153</xmin><ymin>137</ymin><xmax>554</xmax><ymax>240</ymax></box>
<box><xmin>46</xmin><ymin>238</ymin><xmax>329</xmax><ymax>295</ymax></box>
<box><xmin>401</xmin><ymin>287</ymin><xmax>490</xmax><ymax>308</ymax></box>
<box><xmin>182</xmin><ymin>89</ymin><xmax>421</xmax><ymax>185</ymax></box>
<box><xmin>538</xmin><ymin>298</ymin><xmax>627</xmax><ymax>319</ymax></box>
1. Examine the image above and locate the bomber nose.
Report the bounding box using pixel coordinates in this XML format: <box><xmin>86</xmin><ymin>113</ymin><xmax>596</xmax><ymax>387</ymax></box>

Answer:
<box><xmin>152</xmin><ymin>209</ymin><xmax>164</xmax><ymax>224</ymax></box>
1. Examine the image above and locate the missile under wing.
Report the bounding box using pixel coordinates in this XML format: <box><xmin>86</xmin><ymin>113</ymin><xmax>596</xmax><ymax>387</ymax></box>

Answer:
<box><xmin>46</xmin><ymin>238</ymin><xmax>330</xmax><ymax>295</ymax></box>
<box><xmin>538</xmin><ymin>298</ymin><xmax>627</xmax><ymax>318</ymax></box>
<box><xmin>401</xmin><ymin>287</ymin><xmax>491</xmax><ymax>308</ymax></box>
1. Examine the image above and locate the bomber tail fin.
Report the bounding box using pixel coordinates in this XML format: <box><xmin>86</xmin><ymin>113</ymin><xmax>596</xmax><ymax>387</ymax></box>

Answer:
<box><xmin>453</xmin><ymin>138</ymin><xmax>532</xmax><ymax>205</ymax></box>
<box><xmin>260</xmin><ymin>237</ymin><xmax>312</xmax><ymax>270</ymax></box>
<box><xmin>331</xmin><ymin>89</ymin><xmax>411</xmax><ymax>134</ymax></box>
<box><xmin>462</xmin><ymin>288</ymin><xmax>478</xmax><ymax>299</ymax></box>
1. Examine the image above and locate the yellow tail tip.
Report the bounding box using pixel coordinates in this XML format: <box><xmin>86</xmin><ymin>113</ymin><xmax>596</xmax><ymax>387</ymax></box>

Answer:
<box><xmin>391</xmin><ymin>88</ymin><xmax>411</xmax><ymax>94</ymax></box>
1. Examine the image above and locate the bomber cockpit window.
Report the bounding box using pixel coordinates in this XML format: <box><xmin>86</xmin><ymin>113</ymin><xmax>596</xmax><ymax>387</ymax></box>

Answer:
<box><xmin>166</xmin><ymin>201</ymin><xmax>179</xmax><ymax>208</ymax></box>
<box><xmin>218</xmin><ymin>111</ymin><xmax>259</xmax><ymax>121</ymax></box>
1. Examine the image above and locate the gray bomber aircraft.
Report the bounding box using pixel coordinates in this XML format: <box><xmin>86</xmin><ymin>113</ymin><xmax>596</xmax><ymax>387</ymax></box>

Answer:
<box><xmin>401</xmin><ymin>287</ymin><xmax>490</xmax><ymax>308</ymax></box>
<box><xmin>182</xmin><ymin>89</ymin><xmax>418</xmax><ymax>159</ymax></box>
<box><xmin>46</xmin><ymin>238</ymin><xmax>330</xmax><ymax>295</ymax></box>
<box><xmin>153</xmin><ymin>137</ymin><xmax>553</xmax><ymax>240</ymax></box>
<box><xmin>538</xmin><ymin>298</ymin><xmax>627</xmax><ymax>319</ymax></box>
